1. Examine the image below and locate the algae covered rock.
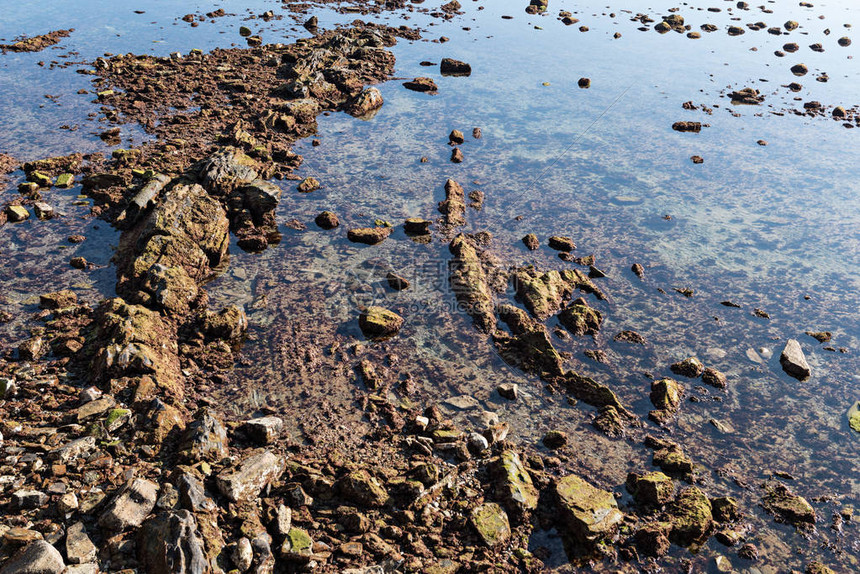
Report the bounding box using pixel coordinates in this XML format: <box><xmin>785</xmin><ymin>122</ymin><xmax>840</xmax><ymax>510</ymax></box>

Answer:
<box><xmin>449</xmin><ymin>234</ymin><xmax>496</xmax><ymax>332</ymax></box>
<box><xmin>667</xmin><ymin>486</ymin><xmax>713</xmax><ymax>545</ymax></box>
<box><xmin>670</xmin><ymin>357</ymin><xmax>704</xmax><ymax>378</ymax></box>
<box><xmin>555</xmin><ymin>474</ymin><xmax>624</xmax><ymax>544</ymax></box>
<box><xmin>711</xmin><ymin>496</ymin><xmax>740</xmax><ymax>523</ymax></box>
<box><xmin>761</xmin><ymin>480</ymin><xmax>815</xmax><ymax>526</ymax></box>
<box><xmin>650</xmin><ymin>378</ymin><xmax>683</xmax><ymax>411</ymax></box>
<box><xmin>336</xmin><ymin>469</ymin><xmax>390</xmax><ymax>507</ymax></box>
<box><xmin>470</xmin><ymin>502</ymin><xmax>511</xmax><ymax>547</ymax></box>
<box><xmin>558</xmin><ymin>298</ymin><xmax>602</xmax><ymax>336</ymax></box>
<box><xmin>492</xmin><ymin>450</ymin><xmax>539</xmax><ymax>519</ymax></box>
<box><xmin>626</xmin><ymin>471</ymin><xmax>674</xmax><ymax>508</ymax></box>
<box><xmin>848</xmin><ymin>401</ymin><xmax>860</xmax><ymax>433</ymax></box>
<box><xmin>358</xmin><ymin>306</ymin><xmax>403</xmax><ymax>339</ymax></box>
<box><xmin>281</xmin><ymin>527</ymin><xmax>314</xmax><ymax>560</ymax></box>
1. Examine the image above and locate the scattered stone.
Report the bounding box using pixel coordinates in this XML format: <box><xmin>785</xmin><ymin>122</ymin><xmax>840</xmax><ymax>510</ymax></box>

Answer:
<box><xmin>791</xmin><ymin>63</ymin><xmax>809</xmax><ymax>76</ymax></box>
<box><xmin>542</xmin><ymin>430</ymin><xmax>568</xmax><ymax>449</ymax></box>
<box><xmin>702</xmin><ymin>367</ymin><xmax>727</xmax><ymax>389</ymax></box>
<box><xmin>33</xmin><ymin>202</ymin><xmax>54</xmax><ymax>220</ymax></box>
<box><xmin>359</xmin><ymin>306</ymin><xmax>403</xmax><ymax>338</ymax></box>
<box><xmin>403</xmin><ymin>77</ymin><xmax>438</xmax><ymax>92</ymax></box>
<box><xmin>522</xmin><ymin>233</ymin><xmax>539</xmax><ymax>250</ymax></box>
<box><xmin>711</xmin><ymin>497</ymin><xmax>740</xmax><ymax>523</ymax></box>
<box><xmin>672</xmin><ymin>121</ymin><xmax>702</xmax><ymax>132</ymax></box>
<box><xmin>547</xmin><ymin>236</ymin><xmax>575</xmax><ymax>251</ymax></box>
<box><xmin>613</xmin><ymin>330</ymin><xmax>645</xmax><ymax>344</ymax></box>
<box><xmin>297</xmin><ymin>177</ymin><xmax>319</xmax><ymax>192</ymax></box>
<box><xmin>669</xmin><ymin>486</ymin><xmax>714</xmax><ymax>545</ymax></box>
<box><xmin>404</xmin><ymin>218</ymin><xmax>431</xmax><ymax>234</ymax></box>
<box><xmin>577</xmin><ymin>77</ymin><xmax>590</xmax><ymax>88</ymax></box>
<box><xmin>626</xmin><ymin>471</ymin><xmax>674</xmax><ymax>507</ymax></box>
<box><xmin>691</xmin><ymin>155</ymin><xmax>703</xmax><ymax>164</ymax></box>
<box><xmin>450</xmin><ymin>148</ymin><xmax>464</xmax><ymax>163</ymax></box>
<box><xmin>449</xmin><ymin>129</ymin><xmax>465</xmax><ymax>144</ymax></box>
<box><xmin>497</xmin><ymin>383</ymin><xmax>519</xmax><ymax>400</ymax></box>
<box><xmin>5</xmin><ymin>205</ymin><xmax>29</xmax><ymax>222</ymax></box>
<box><xmin>492</xmin><ymin>450</ymin><xmax>539</xmax><ymax>519</ymax></box>
<box><xmin>631</xmin><ymin>263</ymin><xmax>644</xmax><ymax>278</ymax></box>
<box><xmin>780</xmin><ymin>339</ymin><xmax>811</xmax><ymax>379</ymax></box>
<box><xmin>838</xmin><ymin>37</ymin><xmax>851</xmax><ymax>47</ymax></box>
<box><xmin>69</xmin><ymin>257</ymin><xmax>87</xmax><ymax>269</ymax></box>
<box><xmin>65</xmin><ymin>522</ymin><xmax>97</xmax><ymax>564</ymax></box>
<box><xmin>336</xmin><ymin>469</ymin><xmax>389</xmax><ymax>507</ymax></box>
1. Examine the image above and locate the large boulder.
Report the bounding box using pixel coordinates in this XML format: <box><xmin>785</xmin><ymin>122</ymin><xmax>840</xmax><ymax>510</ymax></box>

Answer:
<box><xmin>555</xmin><ymin>474</ymin><xmax>624</xmax><ymax>544</ymax></box>
<box><xmin>0</xmin><ymin>541</ymin><xmax>64</xmax><ymax>574</ymax></box>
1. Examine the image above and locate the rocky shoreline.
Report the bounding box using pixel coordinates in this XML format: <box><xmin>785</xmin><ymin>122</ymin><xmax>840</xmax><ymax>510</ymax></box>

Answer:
<box><xmin>0</xmin><ymin>4</ymin><xmax>856</xmax><ymax>574</ymax></box>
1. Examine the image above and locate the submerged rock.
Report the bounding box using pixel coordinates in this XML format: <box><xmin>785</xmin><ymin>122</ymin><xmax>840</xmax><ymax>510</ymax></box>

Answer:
<box><xmin>780</xmin><ymin>339</ymin><xmax>811</xmax><ymax>379</ymax></box>
<box><xmin>470</xmin><ymin>503</ymin><xmax>511</xmax><ymax>547</ymax></box>
<box><xmin>522</xmin><ymin>233</ymin><xmax>539</xmax><ymax>250</ymax></box>
<box><xmin>358</xmin><ymin>306</ymin><xmax>403</xmax><ymax>338</ymax></box>
<box><xmin>702</xmin><ymin>367</ymin><xmax>727</xmax><ymax>389</ymax></box>
<box><xmin>315</xmin><ymin>211</ymin><xmax>339</xmax><ymax>229</ymax></box>
<box><xmin>403</xmin><ymin>77</ymin><xmax>438</xmax><ymax>92</ymax></box>
<box><xmin>555</xmin><ymin>474</ymin><xmax>624</xmax><ymax>544</ymax></box>
<box><xmin>449</xmin><ymin>234</ymin><xmax>496</xmax><ymax>332</ymax></box>
<box><xmin>761</xmin><ymin>480</ymin><xmax>815</xmax><ymax>525</ymax></box>
<box><xmin>348</xmin><ymin>87</ymin><xmax>384</xmax><ymax>116</ymax></box>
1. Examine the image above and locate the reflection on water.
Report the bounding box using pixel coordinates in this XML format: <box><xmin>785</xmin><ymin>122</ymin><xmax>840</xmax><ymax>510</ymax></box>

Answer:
<box><xmin>2</xmin><ymin>0</ymin><xmax>860</xmax><ymax>570</ymax></box>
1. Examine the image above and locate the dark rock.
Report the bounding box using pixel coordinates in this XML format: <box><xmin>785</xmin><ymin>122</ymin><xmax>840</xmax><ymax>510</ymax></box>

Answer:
<box><xmin>386</xmin><ymin>272</ymin><xmax>409</xmax><ymax>290</ymax></box>
<box><xmin>791</xmin><ymin>63</ymin><xmax>809</xmax><ymax>76</ymax></box>
<box><xmin>315</xmin><ymin>211</ymin><xmax>339</xmax><ymax>229</ymax></box>
<box><xmin>547</xmin><ymin>235</ymin><xmax>575</xmax><ymax>251</ymax></box>
<box><xmin>404</xmin><ymin>218</ymin><xmax>431</xmax><ymax>234</ymax></box>
<box><xmin>670</xmin><ymin>357</ymin><xmax>704</xmax><ymax>378</ymax></box>
<box><xmin>542</xmin><ymin>430</ymin><xmax>568</xmax><ymax>449</ymax></box>
<box><xmin>403</xmin><ymin>77</ymin><xmax>438</xmax><ymax>92</ymax></box>
<box><xmin>522</xmin><ymin>234</ymin><xmax>539</xmax><ymax>250</ymax></box>
<box><xmin>577</xmin><ymin>77</ymin><xmax>590</xmax><ymax>88</ymax></box>
<box><xmin>711</xmin><ymin>497</ymin><xmax>740</xmax><ymax>523</ymax></box>
<box><xmin>558</xmin><ymin>299</ymin><xmax>602</xmax><ymax>337</ymax></box>
<box><xmin>668</xmin><ymin>486</ymin><xmax>713</xmax><ymax>545</ymax></box>
<box><xmin>450</xmin><ymin>148</ymin><xmax>464</xmax><ymax>163</ymax></box>
<box><xmin>241</xmin><ymin>416</ymin><xmax>284</xmax><ymax>445</ymax></box>
<box><xmin>626</xmin><ymin>472</ymin><xmax>674</xmax><ymax>507</ymax></box>
<box><xmin>440</xmin><ymin>58</ymin><xmax>471</xmax><ymax>76</ymax></box>
<box><xmin>672</xmin><ymin>121</ymin><xmax>702</xmax><ymax>132</ymax></box>
<box><xmin>497</xmin><ymin>383</ymin><xmax>518</xmax><ymax>400</ymax></box>
<box><xmin>336</xmin><ymin>470</ymin><xmax>389</xmax><ymax>507</ymax></box>
<box><xmin>449</xmin><ymin>129</ymin><xmax>465</xmax><ymax>144</ymax></box>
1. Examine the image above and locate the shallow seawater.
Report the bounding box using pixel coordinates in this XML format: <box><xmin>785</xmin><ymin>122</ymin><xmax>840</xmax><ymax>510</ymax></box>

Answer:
<box><xmin>2</xmin><ymin>0</ymin><xmax>860</xmax><ymax>571</ymax></box>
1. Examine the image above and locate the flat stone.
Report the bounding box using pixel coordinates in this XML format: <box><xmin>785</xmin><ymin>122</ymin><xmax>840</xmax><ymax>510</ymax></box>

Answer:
<box><xmin>216</xmin><ymin>450</ymin><xmax>285</xmax><ymax>502</ymax></box>
<box><xmin>98</xmin><ymin>478</ymin><xmax>159</xmax><ymax>532</ymax></box>
<box><xmin>52</xmin><ymin>437</ymin><xmax>96</xmax><ymax>464</ymax></box>
<box><xmin>33</xmin><ymin>202</ymin><xmax>54</xmax><ymax>220</ymax></box>
<box><xmin>780</xmin><ymin>339</ymin><xmax>811</xmax><ymax>379</ymax></box>
<box><xmin>76</xmin><ymin>396</ymin><xmax>116</xmax><ymax>422</ymax></box>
